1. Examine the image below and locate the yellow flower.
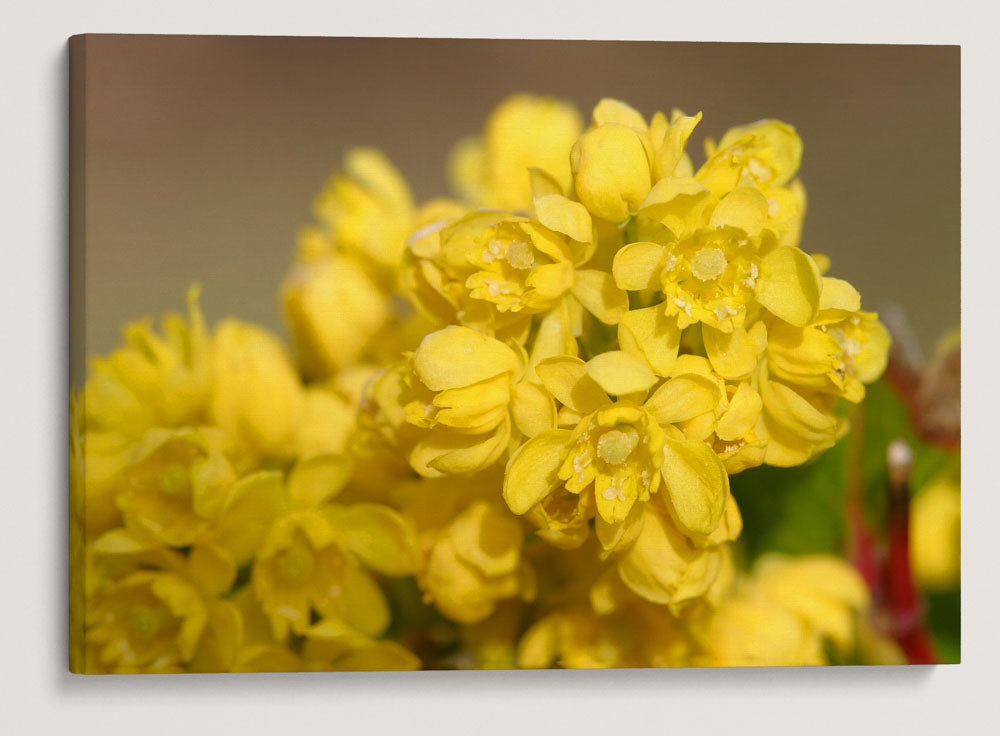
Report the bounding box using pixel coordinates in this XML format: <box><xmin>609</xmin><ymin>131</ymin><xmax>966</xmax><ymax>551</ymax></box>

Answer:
<box><xmin>753</xmin><ymin>361</ymin><xmax>843</xmax><ymax>467</ymax></box>
<box><xmin>754</xmin><ymin>277</ymin><xmax>890</xmax><ymax>467</ymax></box>
<box><xmin>615</xmin><ymin>505</ymin><xmax>739</xmax><ymax>614</ymax></box>
<box><xmin>693</xmin><ymin>554</ymin><xmax>870</xmax><ymax>666</ymax></box>
<box><xmin>209</xmin><ymin>319</ymin><xmax>305</xmax><ymax>460</ymax></box>
<box><xmin>385</xmin><ymin>472</ymin><xmax>534</xmax><ymax>625</ymax></box>
<box><xmin>568</xmin><ymin>99</ymin><xmax>700</xmax><ymax>225</ymax></box>
<box><xmin>236</xmin><ymin>621</ymin><xmax>420</xmax><ymax>673</ymax></box>
<box><xmin>695</xmin><ymin>118</ymin><xmax>808</xmax><ymax>247</ymax></box>
<box><xmin>449</xmin><ymin>93</ymin><xmax>583</xmax><ymax>211</ymax></box>
<box><xmin>911</xmin><ymin>472</ymin><xmax>961</xmax><ymax>591</ymax></box>
<box><xmin>518</xmin><ymin>598</ymin><xmax>693</xmax><ymax>669</ymax></box>
<box><xmin>85</xmin><ymin>520</ymin><xmax>261</xmax><ymax>675</ymax></box>
<box><xmin>614</xmin><ymin>185</ymin><xmax>822</xmax><ymax>379</ymax></box>
<box><xmin>753</xmin><ymin>554</ymin><xmax>870</xmax><ymax>653</ymax></box>
<box><xmin>503</xmin><ymin>351</ymin><xmax>733</xmax><ymax>549</ymax></box>
<box><xmin>364</xmin><ymin>325</ymin><xmax>531</xmax><ymax>477</ymax></box>
<box><xmin>299</xmin><ymin>618</ymin><xmax>422</xmax><ymax>671</ymax></box>
<box><xmin>281</xmin><ymin>249</ymin><xmax>392</xmax><ymax>380</ymax></box>
<box><xmin>69</xmin><ymin>394</ymin><xmax>87</xmax><ymax>673</ymax></box>
<box><xmin>421</xmin><ymin>500</ymin><xmax>533</xmax><ymax>624</ymax></box>
<box><xmin>404</xmin><ymin>206</ymin><xmax>626</xmax><ymax>346</ymax></box>
<box><xmin>79</xmin><ymin>429</ymin><xmax>134</xmax><ymax>537</ymax></box>
<box><xmin>243</xmin><ymin>464</ymin><xmax>418</xmax><ymax>641</ymax></box>
<box><xmin>764</xmin><ymin>277</ymin><xmax>890</xmax><ymax>404</ymax></box>
<box><xmin>572</xmin><ymin>121</ymin><xmax>652</xmax><ymax>224</ymax></box>
<box><xmin>313</xmin><ymin>147</ymin><xmax>415</xmax><ymax>270</ymax></box>
<box><xmin>229</xmin><ymin>588</ymin><xmax>420</xmax><ymax>672</ymax></box>
<box><xmin>294</xmin><ymin>386</ymin><xmax>358</xmax><ymax>459</ymax></box>
<box><xmin>694</xmin><ymin>592</ymin><xmax>822</xmax><ymax>667</ymax></box>
<box><xmin>252</xmin><ymin>510</ymin><xmax>390</xmax><ymax>640</ymax></box>
<box><xmin>457</xmin><ymin>601</ymin><xmax>524</xmax><ymax>669</ymax></box>
<box><xmin>697</xmin><ymin>119</ymin><xmax>803</xmax><ymax>197</ymax></box>
<box><xmin>85</xmin><ymin>571</ymin><xmax>209</xmax><ymax>673</ymax></box>
<box><xmin>84</xmin><ymin>285</ymin><xmax>210</xmax><ymax>438</ymax></box>
<box><xmin>115</xmin><ymin>427</ymin><xmax>237</xmax><ymax>547</ymax></box>
<box><xmin>642</xmin><ymin>353</ymin><xmax>768</xmax><ymax>475</ymax></box>
<box><xmin>518</xmin><ymin>607</ymin><xmax>629</xmax><ymax>668</ymax></box>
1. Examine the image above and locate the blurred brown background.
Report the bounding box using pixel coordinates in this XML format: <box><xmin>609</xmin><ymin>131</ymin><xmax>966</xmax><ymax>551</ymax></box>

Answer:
<box><xmin>76</xmin><ymin>36</ymin><xmax>959</xmax><ymax>360</ymax></box>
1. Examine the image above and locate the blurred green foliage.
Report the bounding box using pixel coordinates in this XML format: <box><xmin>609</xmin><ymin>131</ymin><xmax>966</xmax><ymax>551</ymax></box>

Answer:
<box><xmin>731</xmin><ymin>437</ymin><xmax>849</xmax><ymax>561</ymax></box>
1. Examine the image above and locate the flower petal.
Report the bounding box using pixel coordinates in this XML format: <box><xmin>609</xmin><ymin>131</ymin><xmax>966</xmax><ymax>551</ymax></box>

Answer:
<box><xmin>432</xmin><ymin>373</ymin><xmax>512</xmax><ymax>432</ymax></box>
<box><xmin>756</xmin><ymin>246</ymin><xmax>822</xmax><ymax>326</ymax></box>
<box><xmin>638</xmin><ymin>177</ymin><xmax>710</xmax><ymax>238</ymax></box>
<box><xmin>618</xmin><ymin>305</ymin><xmax>681</xmax><ymax>376</ymax></box>
<box><xmin>853</xmin><ymin>317</ymin><xmax>891</xmax><ymax>384</ymax></box>
<box><xmin>818</xmin><ymin>277</ymin><xmax>862</xmax><ymax>312</ymax></box>
<box><xmin>660</xmin><ymin>437</ymin><xmax>729</xmax><ymax>537</ymax></box>
<box><xmin>340</xmin><ymin>564</ymin><xmax>391</xmax><ymax>637</ymax></box>
<box><xmin>325</xmin><ymin>503</ymin><xmax>420</xmax><ymax>577</ymax></box>
<box><xmin>571</xmin><ymin>269</ymin><xmax>629</xmax><ymax>324</ymax></box>
<box><xmin>528</xmin><ymin>166</ymin><xmax>564</xmax><ymax>198</ymax></box>
<box><xmin>709</xmin><ymin>186</ymin><xmax>769</xmax><ymax>236</ymax></box>
<box><xmin>703</xmin><ymin>324</ymin><xmax>759</xmax><ymax>380</ymax></box>
<box><xmin>716</xmin><ymin>383</ymin><xmax>763</xmax><ymax>442</ymax></box>
<box><xmin>535</xmin><ymin>356</ymin><xmax>610</xmax><ymax>414</ymax></box>
<box><xmin>585</xmin><ymin>351</ymin><xmax>658</xmax><ymax>396</ymax></box>
<box><xmin>503</xmin><ymin>429</ymin><xmax>572</xmax><ymax>514</ymax></box>
<box><xmin>759</xmin><ymin>367</ymin><xmax>839</xmax><ymax>444</ymax></box>
<box><xmin>510</xmin><ymin>381</ymin><xmax>557</xmax><ymax>438</ymax></box>
<box><xmin>595</xmin><ymin>501</ymin><xmax>646</xmax><ymax>553</ymax></box>
<box><xmin>612</xmin><ymin>242</ymin><xmax>665</xmax><ymax>291</ymax></box>
<box><xmin>523</xmin><ymin>261</ymin><xmax>575</xmax><ymax>307</ymax></box>
<box><xmin>187</xmin><ymin>543</ymin><xmax>236</xmax><ymax>597</ymax></box>
<box><xmin>644</xmin><ymin>373</ymin><xmax>722</xmax><ymax>425</ymax></box>
<box><xmin>450</xmin><ymin>501</ymin><xmax>523</xmax><ymax>576</ymax></box>
<box><xmin>653</xmin><ymin>111</ymin><xmax>702</xmax><ymax>179</ymax></box>
<box><xmin>414</xmin><ymin>326</ymin><xmax>521</xmax><ymax>391</ymax></box>
<box><xmin>526</xmin><ymin>303</ymin><xmax>578</xmax><ymax>384</ymax></box>
<box><xmin>592</xmin><ymin>98</ymin><xmax>648</xmax><ymax>129</ymax></box>
<box><xmin>409</xmin><ymin>420</ymin><xmax>510</xmax><ymax>477</ymax></box>
<box><xmin>288</xmin><ymin>453</ymin><xmax>353</xmax><ymax>511</ymax></box>
<box><xmin>533</xmin><ymin>193</ymin><xmax>593</xmax><ymax>243</ymax></box>
<box><xmin>331</xmin><ymin>641</ymin><xmax>421</xmax><ymax>672</ymax></box>
<box><xmin>617</xmin><ymin>509</ymin><xmax>693</xmax><ymax>606</ymax></box>
<box><xmin>212</xmin><ymin>471</ymin><xmax>287</xmax><ymax>566</ymax></box>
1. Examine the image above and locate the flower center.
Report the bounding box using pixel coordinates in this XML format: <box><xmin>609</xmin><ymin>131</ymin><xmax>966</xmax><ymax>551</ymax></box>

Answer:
<box><xmin>690</xmin><ymin>247</ymin><xmax>727</xmax><ymax>281</ymax></box>
<box><xmin>159</xmin><ymin>464</ymin><xmax>190</xmax><ymax>497</ymax></box>
<box><xmin>596</xmin><ymin>427</ymin><xmax>640</xmax><ymax>466</ymax></box>
<box><xmin>482</xmin><ymin>237</ymin><xmax>535</xmax><ymax>270</ymax></box>
<box><xmin>129</xmin><ymin>604</ymin><xmax>161</xmax><ymax>640</ymax></box>
<box><xmin>278</xmin><ymin>544</ymin><xmax>315</xmax><ymax>585</ymax></box>
<box><xmin>505</xmin><ymin>239</ymin><xmax>535</xmax><ymax>270</ymax></box>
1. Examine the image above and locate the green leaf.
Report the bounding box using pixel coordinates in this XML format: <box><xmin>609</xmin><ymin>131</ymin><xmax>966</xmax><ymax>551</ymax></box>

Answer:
<box><xmin>926</xmin><ymin>589</ymin><xmax>961</xmax><ymax>664</ymax></box>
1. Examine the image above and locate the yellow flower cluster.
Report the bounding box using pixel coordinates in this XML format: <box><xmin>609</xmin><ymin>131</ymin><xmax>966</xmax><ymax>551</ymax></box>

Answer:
<box><xmin>73</xmin><ymin>94</ymin><xmax>896</xmax><ymax>672</ymax></box>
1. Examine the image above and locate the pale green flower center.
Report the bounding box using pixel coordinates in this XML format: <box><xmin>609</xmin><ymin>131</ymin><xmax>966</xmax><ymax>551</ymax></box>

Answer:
<box><xmin>129</xmin><ymin>604</ymin><xmax>160</xmax><ymax>639</ymax></box>
<box><xmin>690</xmin><ymin>247</ymin><xmax>727</xmax><ymax>281</ymax></box>
<box><xmin>596</xmin><ymin>427</ymin><xmax>640</xmax><ymax>466</ymax></box>
<box><xmin>159</xmin><ymin>464</ymin><xmax>190</xmax><ymax>497</ymax></box>
<box><xmin>506</xmin><ymin>239</ymin><xmax>535</xmax><ymax>269</ymax></box>
<box><xmin>278</xmin><ymin>545</ymin><xmax>315</xmax><ymax>585</ymax></box>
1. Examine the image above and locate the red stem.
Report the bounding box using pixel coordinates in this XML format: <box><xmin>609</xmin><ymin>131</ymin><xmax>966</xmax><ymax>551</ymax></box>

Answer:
<box><xmin>880</xmin><ymin>440</ymin><xmax>939</xmax><ymax>664</ymax></box>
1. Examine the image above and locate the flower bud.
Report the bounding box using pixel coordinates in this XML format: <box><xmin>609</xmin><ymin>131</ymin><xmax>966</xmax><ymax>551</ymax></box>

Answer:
<box><xmin>210</xmin><ymin>320</ymin><xmax>305</xmax><ymax>459</ymax></box>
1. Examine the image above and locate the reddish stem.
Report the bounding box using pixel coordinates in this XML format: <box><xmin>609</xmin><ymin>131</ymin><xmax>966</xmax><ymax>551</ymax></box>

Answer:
<box><xmin>880</xmin><ymin>439</ymin><xmax>939</xmax><ymax>664</ymax></box>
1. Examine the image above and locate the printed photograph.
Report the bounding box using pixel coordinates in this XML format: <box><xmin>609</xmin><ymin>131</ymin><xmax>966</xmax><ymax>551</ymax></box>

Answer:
<box><xmin>69</xmin><ymin>36</ymin><xmax>960</xmax><ymax>673</ymax></box>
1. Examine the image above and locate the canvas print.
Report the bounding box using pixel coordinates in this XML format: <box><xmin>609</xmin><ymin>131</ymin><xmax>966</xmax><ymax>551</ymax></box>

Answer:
<box><xmin>69</xmin><ymin>36</ymin><xmax>960</xmax><ymax>673</ymax></box>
